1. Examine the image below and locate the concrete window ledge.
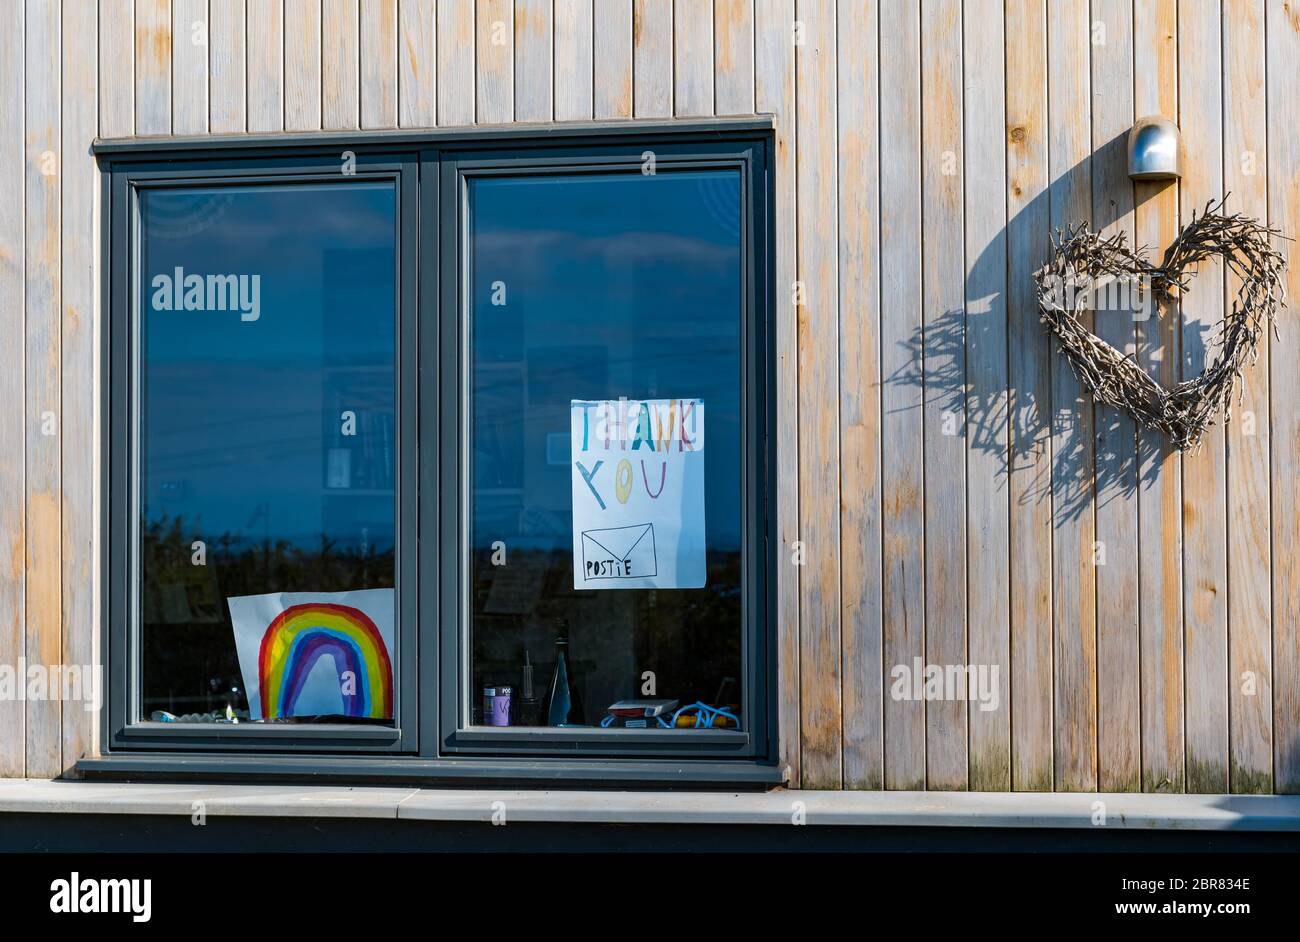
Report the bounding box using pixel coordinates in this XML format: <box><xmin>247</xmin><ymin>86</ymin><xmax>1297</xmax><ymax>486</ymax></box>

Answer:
<box><xmin>1</xmin><ymin>780</ymin><xmax>1297</xmax><ymax>831</ymax></box>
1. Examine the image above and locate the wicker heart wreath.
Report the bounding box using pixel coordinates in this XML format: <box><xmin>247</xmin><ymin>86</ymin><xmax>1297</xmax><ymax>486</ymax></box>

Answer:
<box><xmin>1034</xmin><ymin>196</ymin><xmax>1285</xmax><ymax>451</ymax></box>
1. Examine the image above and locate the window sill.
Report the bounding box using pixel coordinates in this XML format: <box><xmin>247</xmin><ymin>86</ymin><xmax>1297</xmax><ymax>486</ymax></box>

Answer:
<box><xmin>74</xmin><ymin>753</ymin><xmax>785</xmax><ymax>789</ymax></box>
<box><xmin>10</xmin><ymin>777</ymin><xmax>1300</xmax><ymax>831</ymax></box>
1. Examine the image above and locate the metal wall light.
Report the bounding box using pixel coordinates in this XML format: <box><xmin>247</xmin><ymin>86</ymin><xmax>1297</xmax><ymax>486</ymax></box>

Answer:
<box><xmin>1128</xmin><ymin>115</ymin><xmax>1182</xmax><ymax>181</ymax></box>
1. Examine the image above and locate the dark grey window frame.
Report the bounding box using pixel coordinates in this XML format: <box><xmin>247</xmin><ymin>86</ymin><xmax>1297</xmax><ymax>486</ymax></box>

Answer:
<box><xmin>92</xmin><ymin>118</ymin><xmax>780</xmax><ymax>785</ymax></box>
<box><xmin>437</xmin><ymin>142</ymin><xmax>771</xmax><ymax>759</ymax></box>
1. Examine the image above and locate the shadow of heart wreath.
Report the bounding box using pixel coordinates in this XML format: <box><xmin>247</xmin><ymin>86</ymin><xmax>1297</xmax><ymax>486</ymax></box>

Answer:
<box><xmin>1034</xmin><ymin>196</ymin><xmax>1286</xmax><ymax>451</ymax></box>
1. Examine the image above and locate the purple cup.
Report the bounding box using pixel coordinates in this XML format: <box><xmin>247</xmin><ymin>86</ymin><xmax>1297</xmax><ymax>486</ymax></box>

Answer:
<box><xmin>483</xmin><ymin>686</ymin><xmax>512</xmax><ymax>726</ymax></box>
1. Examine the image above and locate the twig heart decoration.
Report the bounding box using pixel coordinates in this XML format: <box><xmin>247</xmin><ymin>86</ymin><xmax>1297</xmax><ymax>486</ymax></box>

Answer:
<box><xmin>1033</xmin><ymin>196</ymin><xmax>1286</xmax><ymax>451</ymax></box>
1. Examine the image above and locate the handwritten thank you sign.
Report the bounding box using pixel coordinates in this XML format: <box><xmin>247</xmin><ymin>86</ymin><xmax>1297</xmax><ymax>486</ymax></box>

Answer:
<box><xmin>570</xmin><ymin>398</ymin><xmax>706</xmax><ymax>590</ymax></box>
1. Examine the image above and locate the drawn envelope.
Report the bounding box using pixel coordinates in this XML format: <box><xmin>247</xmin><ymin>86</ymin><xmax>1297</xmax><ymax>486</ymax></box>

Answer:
<box><xmin>580</xmin><ymin>523</ymin><xmax>658</xmax><ymax>581</ymax></box>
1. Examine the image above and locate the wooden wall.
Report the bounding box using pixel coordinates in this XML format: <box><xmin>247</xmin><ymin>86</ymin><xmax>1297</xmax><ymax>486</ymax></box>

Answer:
<box><xmin>0</xmin><ymin>0</ymin><xmax>1297</xmax><ymax>793</ymax></box>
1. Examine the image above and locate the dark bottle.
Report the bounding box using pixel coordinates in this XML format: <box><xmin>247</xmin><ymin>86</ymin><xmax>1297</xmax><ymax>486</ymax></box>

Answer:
<box><xmin>542</xmin><ymin>625</ymin><xmax>585</xmax><ymax>727</ymax></box>
<box><xmin>515</xmin><ymin>647</ymin><xmax>542</xmax><ymax>727</ymax></box>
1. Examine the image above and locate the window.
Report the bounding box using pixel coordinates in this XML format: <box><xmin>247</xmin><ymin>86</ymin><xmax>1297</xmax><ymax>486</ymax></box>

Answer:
<box><xmin>140</xmin><ymin>181</ymin><xmax>398</xmax><ymax>728</ymax></box>
<box><xmin>102</xmin><ymin>123</ymin><xmax>774</xmax><ymax>774</ymax></box>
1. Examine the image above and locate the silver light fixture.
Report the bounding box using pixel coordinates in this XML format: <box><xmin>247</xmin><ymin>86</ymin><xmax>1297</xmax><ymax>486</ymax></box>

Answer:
<box><xmin>1128</xmin><ymin>115</ymin><xmax>1182</xmax><ymax>181</ymax></box>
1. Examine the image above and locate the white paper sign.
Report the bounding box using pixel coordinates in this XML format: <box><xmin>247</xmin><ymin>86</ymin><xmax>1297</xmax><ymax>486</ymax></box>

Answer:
<box><xmin>228</xmin><ymin>588</ymin><xmax>395</xmax><ymax>721</ymax></box>
<box><xmin>570</xmin><ymin>398</ymin><xmax>706</xmax><ymax>590</ymax></box>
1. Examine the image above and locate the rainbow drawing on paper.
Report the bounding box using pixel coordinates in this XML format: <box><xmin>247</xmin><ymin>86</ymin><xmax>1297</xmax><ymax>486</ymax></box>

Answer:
<box><xmin>257</xmin><ymin>603</ymin><xmax>393</xmax><ymax>720</ymax></box>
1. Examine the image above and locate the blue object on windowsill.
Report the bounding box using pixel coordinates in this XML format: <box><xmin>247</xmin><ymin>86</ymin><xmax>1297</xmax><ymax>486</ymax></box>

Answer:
<box><xmin>656</xmin><ymin>702</ymin><xmax>741</xmax><ymax>729</ymax></box>
<box><xmin>598</xmin><ymin>701</ymin><xmax>740</xmax><ymax>729</ymax></box>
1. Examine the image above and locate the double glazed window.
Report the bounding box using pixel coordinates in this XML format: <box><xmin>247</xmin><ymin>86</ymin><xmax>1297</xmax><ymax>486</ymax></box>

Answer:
<box><xmin>103</xmin><ymin>125</ymin><xmax>774</xmax><ymax>771</ymax></box>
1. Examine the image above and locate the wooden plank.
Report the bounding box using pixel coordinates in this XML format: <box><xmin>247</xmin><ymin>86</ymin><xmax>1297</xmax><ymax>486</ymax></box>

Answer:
<box><xmin>1134</xmin><ymin>0</ymin><xmax>1184</xmax><ymax>793</ymax></box>
<box><xmin>794</xmin><ymin>0</ymin><xmax>841</xmax><ymax>790</ymax></box>
<box><xmin>436</xmin><ymin>0</ymin><xmax>474</xmax><ymax>126</ymax></box>
<box><xmin>361</xmin><ymin>0</ymin><xmax>398</xmax><ymax>127</ymax></box>
<box><xmin>513</xmin><ymin>0</ymin><xmax>552</xmax><ymax>120</ymax></box>
<box><xmin>754</xmin><ymin>0</ymin><xmax>799</xmax><ymax>785</ymax></box>
<box><xmin>399</xmin><ymin>0</ymin><xmax>438</xmax><ymax>126</ymax></box>
<box><xmin>285</xmin><ymin>0</ymin><xmax>323</xmax><ymax>131</ymax></box>
<box><xmin>1224</xmin><ymin>0</ymin><xmax>1272</xmax><ymax>795</ymax></box>
<box><xmin>919</xmin><ymin>0</ymin><xmax>966</xmax><ymax>791</ymax></box>
<box><xmin>714</xmin><ymin>0</ymin><xmax>753</xmax><ymax>115</ymax></box>
<box><xmin>172</xmin><ymin>0</ymin><xmax>209</xmax><ymax>134</ymax></box>
<box><xmin>100</xmin><ymin>0</ymin><xmax>134</xmax><ymax>136</ymax></box>
<box><xmin>25</xmin><ymin>0</ymin><xmax>63</xmax><ymax>779</ymax></box>
<box><xmin>1089</xmin><ymin>0</ymin><xmax>1140</xmax><ymax>793</ymax></box>
<box><xmin>171</xmin><ymin>0</ymin><xmax>208</xmax><ymax>133</ymax></box>
<box><xmin>836</xmin><ymin>0</ymin><xmax>881</xmax><ymax>791</ymax></box>
<box><xmin>963</xmin><ymin>0</ymin><xmax>1010</xmax><ymax>792</ymax></box>
<box><xmin>476</xmin><ymin>0</ymin><xmax>513</xmax><ymax>123</ymax></box>
<box><xmin>632</xmin><ymin>0</ymin><xmax>671</xmax><ymax>118</ymax></box>
<box><xmin>210</xmin><ymin>0</ymin><xmax>247</xmax><ymax>132</ymax></box>
<box><xmin>593</xmin><ymin>0</ymin><xmax>632</xmax><ymax>118</ymax></box>
<box><xmin>61</xmin><ymin>0</ymin><xmax>98</xmax><ymax>772</ymax></box>
<box><xmin>1005</xmin><ymin>0</ymin><xmax>1053</xmax><ymax>791</ymax></box>
<box><xmin>1179</xmin><ymin>0</ymin><xmax>1229</xmax><ymax>795</ymax></box>
<box><xmin>323</xmin><ymin>0</ymin><xmax>359</xmax><ymax>128</ymax></box>
<box><xmin>1268</xmin><ymin>0</ymin><xmax>1300</xmax><ymax>794</ymax></box>
<box><xmin>673</xmin><ymin>0</ymin><xmax>712</xmax><ymax>116</ymax></box>
<box><xmin>554</xmin><ymin>0</ymin><xmax>593</xmax><ymax>120</ymax></box>
<box><xmin>0</xmin><ymin>0</ymin><xmax>24</xmax><ymax>778</ymax></box>
<box><xmin>879</xmin><ymin>0</ymin><xmax>925</xmax><ymax>791</ymax></box>
<box><xmin>134</xmin><ymin>0</ymin><xmax>171</xmax><ymax>135</ymax></box>
<box><xmin>1046</xmin><ymin>0</ymin><xmax>1096</xmax><ymax>792</ymax></box>
<box><xmin>248</xmin><ymin>0</ymin><xmax>285</xmax><ymax>131</ymax></box>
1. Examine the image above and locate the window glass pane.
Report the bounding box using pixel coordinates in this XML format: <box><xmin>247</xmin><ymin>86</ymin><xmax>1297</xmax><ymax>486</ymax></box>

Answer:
<box><xmin>468</xmin><ymin>169</ymin><xmax>744</xmax><ymax>732</ymax></box>
<box><xmin>138</xmin><ymin>182</ymin><xmax>398</xmax><ymax>725</ymax></box>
